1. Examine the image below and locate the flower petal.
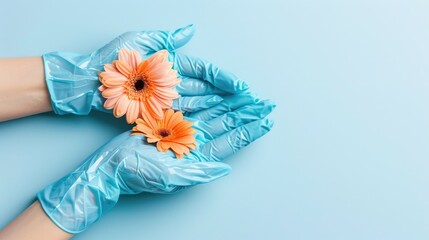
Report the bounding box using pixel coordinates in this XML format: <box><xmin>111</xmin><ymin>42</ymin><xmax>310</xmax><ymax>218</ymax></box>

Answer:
<box><xmin>104</xmin><ymin>95</ymin><xmax>120</xmax><ymax>109</ymax></box>
<box><xmin>169</xmin><ymin>142</ymin><xmax>189</xmax><ymax>156</ymax></box>
<box><xmin>147</xmin><ymin>62</ymin><xmax>173</xmax><ymax>79</ymax></box>
<box><xmin>154</xmin><ymin>87</ymin><xmax>180</xmax><ymax>99</ymax></box>
<box><xmin>136</xmin><ymin>124</ymin><xmax>154</xmax><ymax>135</ymax></box>
<box><xmin>156</xmin><ymin>142</ymin><xmax>164</xmax><ymax>152</ymax></box>
<box><xmin>100</xmin><ymin>71</ymin><xmax>128</xmax><ymax>87</ymax></box>
<box><xmin>130</xmin><ymin>131</ymin><xmax>144</xmax><ymax>136</ymax></box>
<box><xmin>167</xmin><ymin>110</ymin><xmax>182</xmax><ymax>129</ymax></box>
<box><xmin>138</xmin><ymin>100</ymin><xmax>147</xmax><ymax>119</ymax></box>
<box><xmin>147</xmin><ymin>96</ymin><xmax>164</xmax><ymax>119</ymax></box>
<box><xmin>114</xmin><ymin>94</ymin><xmax>131</xmax><ymax>118</ymax></box>
<box><xmin>172</xmin><ymin>135</ymin><xmax>196</xmax><ymax>144</ymax></box>
<box><xmin>147</xmin><ymin>137</ymin><xmax>160</xmax><ymax>143</ymax></box>
<box><xmin>152</xmin><ymin>91</ymin><xmax>174</xmax><ymax>107</ymax></box>
<box><xmin>129</xmin><ymin>50</ymin><xmax>142</xmax><ymax>69</ymax></box>
<box><xmin>104</xmin><ymin>63</ymin><xmax>117</xmax><ymax>72</ymax></box>
<box><xmin>136</xmin><ymin>118</ymin><xmax>145</xmax><ymax>125</ymax></box>
<box><xmin>113</xmin><ymin>60</ymin><xmax>133</xmax><ymax>78</ymax></box>
<box><xmin>172</xmin><ymin>121</ymin><xmax>194</xmax><ymax>133</ymax></box>
<box><xmin>163</xmin><ymin>109</ymin><xmax>175</xmax><ymax>128</ymax></box>
<box><xmin>118</xmin><ymin>48</ymin><xmax>142</xmax><ymax>70</ymax></box>
<box><xmin>151</xmin><ymin>75</ymin><xmax>180</xmax><ymax>88</ymax></box>
<box><xmin>136</xmin><ymin>60</ymin><xmax>149</xmax><ymax>75</ymax></box>
<box><xmin>157</xmin><ymin>141</ymin><xmax>169</xmax><ymax>152</ymax></box>
<box><xmin>144</xmin><ymin>50</ymin><xmax>168</xmax><ymax>72</ymax></box>
<box><xmin>118</xmin><ymin>49</ymin><xmax>131</xmax><ymax>63</ymax></box>
<box><xmin>126</xmin><ymin>100</ymin><xmax>139</xmax><ymax>124</ymax></box>
<box><xmin>173</xmin><ymin>129</ymin><xmax>196</xmax><ymax>139</ymax></box>
<box><xmin>101</xmin><ymin>86</ymin><xmax>124</xmax><ymax>98</ymax></box>
<box><xmin>141</xmin><ymin>105</ymin><xmax>158</xmax><ymax>129</ymax></box>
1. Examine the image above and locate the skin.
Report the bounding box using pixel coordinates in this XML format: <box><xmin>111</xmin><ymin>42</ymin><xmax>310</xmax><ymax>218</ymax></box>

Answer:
<box><xmin>0</xmin><ymin>58</ymin><xmax>72</xmax><ymax>239</ymax></box>
<box><xmin>0</xmin><ymin>201</ymin><xmax>72</xmax><ymax>240</ymax></box>
<box><xmin>0</xmin><ymin>57</ymin><xmax>52</xmax><ymax>122</ymax></box>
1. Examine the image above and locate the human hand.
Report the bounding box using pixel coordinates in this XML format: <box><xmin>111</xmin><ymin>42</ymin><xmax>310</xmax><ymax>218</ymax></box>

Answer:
<box><xmin>43</xmin><ymin>25</ymin><xmax>249</xmax><ymax>116</ymax></box>
<box><xmin>37</xmin><ymin>94</ymin><xmax>275</xmax><ymax>233</ymax></box>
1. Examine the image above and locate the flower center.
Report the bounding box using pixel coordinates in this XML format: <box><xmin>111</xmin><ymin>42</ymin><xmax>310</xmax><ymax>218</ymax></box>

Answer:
<box><xmin>158</xmin><ymin>128</ymin><xmax>171</xmax><ymax>138</ymax></box>
<box><xmin>134</xmin><ymin>79</ymin><xmax>145</xmax><ymax>91</ymax></box>
<box><xmin>125</xmin><ymin>74</ymin><xmax>153</xmax><ymax>101</ymax></box>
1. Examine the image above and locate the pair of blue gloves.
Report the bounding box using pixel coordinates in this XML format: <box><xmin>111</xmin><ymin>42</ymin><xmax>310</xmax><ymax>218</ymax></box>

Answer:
<box><xmin>38</xmin><ymin>25</ymin><xmax>275</xmax><ymax>233</ymax></box>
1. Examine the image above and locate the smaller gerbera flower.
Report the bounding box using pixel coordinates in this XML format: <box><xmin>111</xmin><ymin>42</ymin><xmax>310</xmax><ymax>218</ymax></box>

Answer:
<box><xmin>131</xmin><ymin>109</ymin><xmax>196</xmax><ymax>158</ymax></box>
<box><xmin>98</xmin><ymin>48</ymin><xmax>180</xmax><ymax>123</ymax></box>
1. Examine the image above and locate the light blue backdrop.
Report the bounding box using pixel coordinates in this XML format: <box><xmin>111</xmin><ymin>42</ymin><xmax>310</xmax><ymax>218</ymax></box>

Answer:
<box><xmin>1</xmin><ymin>0</ymin><xmax>428</xmax><ymax>239</ymax></box>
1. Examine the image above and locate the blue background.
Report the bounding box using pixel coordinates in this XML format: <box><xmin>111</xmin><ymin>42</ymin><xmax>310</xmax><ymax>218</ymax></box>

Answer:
<box><xmin>1</xmin><ymin>0</ymin><xmax>429</xmax><ymax>239</ymax></box>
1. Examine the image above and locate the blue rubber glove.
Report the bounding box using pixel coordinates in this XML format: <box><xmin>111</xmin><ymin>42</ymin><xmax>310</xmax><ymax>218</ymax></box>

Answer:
<box><xmin>43</xmin><ymin>24</ymin><xmax>249</xmax><ymax>115</ymax></box>
<box><xmin>37</xmin><ymin>96</ymin><xmax>275</xmax><ymax>233</ymax></box>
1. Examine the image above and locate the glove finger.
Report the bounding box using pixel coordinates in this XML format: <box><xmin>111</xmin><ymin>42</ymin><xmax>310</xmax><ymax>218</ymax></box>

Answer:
<box><xmin>172</xmin><ymin>95</ymin><xmax>223</xmax><ymax>113</ymax></box>
<box><xmin>176</xmin><ymin>76</ymin><xmax>227</xmax><ymax>96</ymax></box>
<box><xmin>170</xmin><ymin>52</ymin><xmax>249</xmax><ymax>94</ymax></box>
<box><xmin>136</xmin><ymin>24</ymin><xmax>195</xmax><ymax>52</ymax></box>
<box><xmin>187</xmin><ymin>92</ymin><xmax>258</xmax><ymax>121</ymax></box>
<box><xmin>193</xmin><ymin>100</ymin><xmax>276</xmax><ymax>140</ymax></box>
<box><xmin>160</xmin><ymin>161</ymin><xmax>231</xmax><ymax>191</ymax></box>
<box><xmin>198</xmin><ymin>118</ymin><xmax>274</xmax><ymax>162</ymax></box>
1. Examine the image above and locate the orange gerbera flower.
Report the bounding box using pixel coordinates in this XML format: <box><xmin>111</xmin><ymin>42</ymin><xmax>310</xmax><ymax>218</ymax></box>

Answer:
<box><xmin>131</xmin><ymin>109</ymin><xmax>196</xmax><ymax>158</ymax></box>
<box><xmin>98</xmin><ymin>49</ymin><xmax>180</xmax><ymax>123</ymax></box>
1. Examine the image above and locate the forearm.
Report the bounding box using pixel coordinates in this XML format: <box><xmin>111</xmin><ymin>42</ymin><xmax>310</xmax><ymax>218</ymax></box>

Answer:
<box><xmin>0</xmin><ymin>57</ymin><xmax>52</xmax><ymax>122</ymax></box>
<box><xmin>0</xmin><ymin>201</ymin><xmax>72</xmax><ymax>240</ymax></box>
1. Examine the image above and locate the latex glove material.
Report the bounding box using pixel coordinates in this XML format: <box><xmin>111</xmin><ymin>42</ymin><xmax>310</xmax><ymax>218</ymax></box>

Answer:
<box><xmin>37</xmin><ymin>99</ymin><xmax>275</xmax><ymax>233</ymax></box>
<box><xmin>189</xmin><ymin>98</ymin><xmax>276</xmax><ymax>162</ymax></box>
<box><xmin>187</xmin><ymin>91</ymin><xmax>261</xmax><ymax>121</ymax></box>
<box><xmin>44</xmin><ymin>25</ymin><xmax>248</xmax><ymax>115</ymax></box>
<box><xmin>38</xmin><ymin>131</ymin><xmax>231</xmax><ymax>234</ymax></box>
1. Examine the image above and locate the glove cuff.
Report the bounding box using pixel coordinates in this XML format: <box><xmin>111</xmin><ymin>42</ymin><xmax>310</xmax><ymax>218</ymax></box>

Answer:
<box><xmin>43</xmin><ymin>52</ymin><xmax>102</xmax><ymax>115</ymax></box>
<box><xmin>37</xmin><ymin>151</ymin><xmax>122</xmax><ymax>233</ymax></box>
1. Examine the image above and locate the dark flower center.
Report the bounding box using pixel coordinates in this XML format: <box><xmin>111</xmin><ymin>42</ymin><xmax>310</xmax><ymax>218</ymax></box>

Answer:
<box><xmin>134</xmin><ymin>79</ymin><xmax>145</xmax><ymax>91</ymax></box>
<box><xmin>158</xmin><ymin>129</ymin><xmax>171</xmax><ymax>138</ymax></box>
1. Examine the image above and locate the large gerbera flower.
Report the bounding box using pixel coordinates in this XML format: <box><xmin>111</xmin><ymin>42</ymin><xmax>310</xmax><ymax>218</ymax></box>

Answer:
<box><xmin>131</xmin><ymin>109</ymin><xmax>196</xmax><ymax>158</ymax></box>
<box><xmin>98</xmin><ymin>49</ymin><xmax>180</xmax><ymax>123</ymax></box>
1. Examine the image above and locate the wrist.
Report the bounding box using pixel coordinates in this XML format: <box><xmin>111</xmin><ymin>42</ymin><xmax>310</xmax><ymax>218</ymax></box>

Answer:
<box><xmin>0</xmin><ymin>201</ymin><xmax>73</xmax><ymax>240</ymax></box>
<box><xmin>43</xmin><ymin>51</ymin><xmax>102</xmax><ymax>115</ymax></box>
<box><xmin>0</xmin><ymin>57</ymin><xmax>52</xmax><ymax>121</ymax></box>
<box><xmin>37</xmin><ymin>152</ymin><xmax>122</xmax><ymax>233</ymax></box>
